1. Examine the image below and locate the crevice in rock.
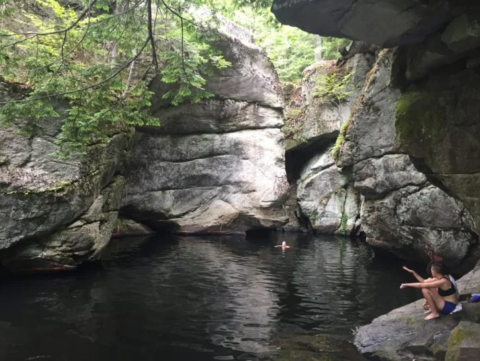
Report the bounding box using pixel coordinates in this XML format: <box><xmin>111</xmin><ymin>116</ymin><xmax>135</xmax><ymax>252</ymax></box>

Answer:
<box><xmin>285</xmin><ymin>136</ymin><xmax>338</xmax><ymax>182</ymax></box>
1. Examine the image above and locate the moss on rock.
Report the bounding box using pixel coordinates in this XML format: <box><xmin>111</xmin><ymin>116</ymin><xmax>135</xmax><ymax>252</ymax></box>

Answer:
<box><xmin>395</xmin><ymin>89</ymin><xmax>453</xmax><ymax>163</ymax></box>
<box><xmin>446</xmin><ymin>321</ymin><xmax>480</xmax><ymax>361</ymax></box>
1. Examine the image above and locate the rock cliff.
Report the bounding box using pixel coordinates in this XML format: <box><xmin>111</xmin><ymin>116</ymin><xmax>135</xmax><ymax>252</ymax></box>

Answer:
<box><xmin>0</xmin><ymin>103</ymin><xmax>133</xmax><ymax>272</ymax></box>
<box><xmin>274</xmin><ymin>0</ymin><xmax>480</xmax><ymax>273</ymax></box>
<box><xmin>282</xmin><ymin>52</ymin><xmax>478</xmax><ymax>270</ymax></box>
<box><xmin>121</xmin><ymin>22</ymin><xmax>289</xmax><ymax>235</ymax></box>
<box><xmin>282</xmin><ymin>55</ymin><xmax>372</xmax><ymax>234</ymax></box>
<box><xmin>0</xmin><ymin>17</ymin><xmax>290</xmax><ymax>269</ymax></box>
<box><xmin>337</xmin><ymin>51</ymin><xmax>479</xmax><ymax>273</ymax></box>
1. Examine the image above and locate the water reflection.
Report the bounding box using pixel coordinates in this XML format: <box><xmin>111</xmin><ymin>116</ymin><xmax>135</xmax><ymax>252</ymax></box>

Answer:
<box><xmin>0</xmin><ymin>233</ymin><xmax>418</xmax><ymax>361</ymax></box>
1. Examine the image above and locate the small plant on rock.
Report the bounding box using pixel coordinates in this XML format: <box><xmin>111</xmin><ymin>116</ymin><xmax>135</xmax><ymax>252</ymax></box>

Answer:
<box><xmin>314</xmin><ymin>71</ymin><xmax>353</xmax><ymax>104</ymax></box>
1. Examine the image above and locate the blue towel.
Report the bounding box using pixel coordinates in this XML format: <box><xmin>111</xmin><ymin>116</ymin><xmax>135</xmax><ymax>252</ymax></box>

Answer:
<box><xmin>470</xmin><ymin>294</ymin><xmax>480</xmax><ymax>303</ymax></box>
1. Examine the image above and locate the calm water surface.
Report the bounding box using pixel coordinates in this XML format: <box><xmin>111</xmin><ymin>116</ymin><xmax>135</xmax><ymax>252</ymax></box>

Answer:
<box><xmin>0</xmin><ymin>233</ymin><xmax>419</xmax><ymax>361</ymax></box>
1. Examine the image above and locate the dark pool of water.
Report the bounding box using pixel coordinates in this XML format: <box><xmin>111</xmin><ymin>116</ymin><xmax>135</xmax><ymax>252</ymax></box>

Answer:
<box><xmin>0</xmin><ymin>233</ymin><xmax>420</xmax><ymax>361</ymax></box>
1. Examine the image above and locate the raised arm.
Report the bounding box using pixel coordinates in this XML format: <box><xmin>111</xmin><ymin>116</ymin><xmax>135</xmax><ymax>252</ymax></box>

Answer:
<box><xmin>403</xmin><ymin>266</ymin><xmax>426</xmax><ymax>282</ymax></box>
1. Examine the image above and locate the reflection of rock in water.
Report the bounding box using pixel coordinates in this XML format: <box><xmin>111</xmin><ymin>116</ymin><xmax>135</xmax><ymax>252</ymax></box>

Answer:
<box><xmin>141</xmin><ymin>237</ymin><xmax>278</xmax><ymax>353</ymax></box>
<box><xmin>0</xmin><ymin>234</ymin><xmax>419</xmax><ymax>360</ymax></box>
<box><xmin>163</xmin><ymin>239</ymin><xmax>279</xmax><ymax>355</ymax></box>
<box><xmin>272</xmin><ymin>333</ymin><xmax>367</xmax><ymax>361</ymax></box>
<box><xmin>278</xmin><ymin>237</ymin><xmax>373</xmax><ymax>331</ymax></box>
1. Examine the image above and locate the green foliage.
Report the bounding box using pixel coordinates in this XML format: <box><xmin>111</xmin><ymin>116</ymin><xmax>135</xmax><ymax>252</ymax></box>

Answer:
<box><xmin>314</xmin><ymin>71</ymin><xmax>353</xmax><ymax>103</ymax></box>
<box><xmin>0</xmin><ymin>0</ymin><xmax>231</xmax><ymax>154</ymax></box>
<box><xmin>321</xmin><ymin>38</ymin><xmax>351</xmax><ymax>60</ymax></box>
<box><xmin>0</xmin><ymin>0</ymin><xmax>351</xmax><ymax>154</ymax></box>
<box><xmin>331</xmin><ymin>119</ymin><xmax>349</xmax><ymax>160</ymax></box>
<box><xmin>215</xmin><ymin>3</ymin><xmax>317</xmax><ymax>83</ymax></box>
<box><xmin>210</xmin><ymin>0</ymin><xmax>347</xmax><ymax>83</ymax></box>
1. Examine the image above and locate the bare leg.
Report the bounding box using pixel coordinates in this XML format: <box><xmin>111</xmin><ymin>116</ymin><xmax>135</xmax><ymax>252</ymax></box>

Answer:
<box><xmin>422</xmin><ymin>289</ymin><xmax>445</xmax><ymax>320</ymax></box>
<box><xmin>423</xmin><ymin>301</ymin><xmax>431</xmax><ymax>311</ymax></box>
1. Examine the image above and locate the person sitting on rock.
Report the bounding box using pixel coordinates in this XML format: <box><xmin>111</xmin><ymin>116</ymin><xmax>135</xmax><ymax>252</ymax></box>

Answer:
<box><xmin>275</xmin><ymin>241</ymin><xmax>290</xmax><ymax>250</ymax></box>
<box><xmin>400</xmin><ymin>261</ymin><xmax>459</xmax><ymax>320</ymax></box>
<box><xmin>403</xmin><ymin>261</ymin><xmax>438</xmax><ymax>313</ymax></box>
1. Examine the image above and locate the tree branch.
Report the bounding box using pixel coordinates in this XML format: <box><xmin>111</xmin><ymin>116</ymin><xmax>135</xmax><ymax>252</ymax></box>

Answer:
<box><xmin>147</xmin><ymin>0</ymin><xmax>159</xmax><ymax>71</ymax></box>
<box><xmin>122</xmin><ymin>48</ymin><xmax>137</xmax><ymax>99</ymax></box>
<box><xmin>17</xmin><ymin>0</ymin><xmax>99</xmax><ymax>37</ymax></box>
<box><xmin>0</xmin><ymin>0</ymin><xmax>99</xmax><ymax>51</ymax></box>
<box><xmin>161</xmin><ymin>0</ymin><xmax>187</xmax><ymax>77</ymax></box>
<box><xmin>0</xmin><ymin>37</ymin><xmax>150</xmax><ymax>105</ymax></box>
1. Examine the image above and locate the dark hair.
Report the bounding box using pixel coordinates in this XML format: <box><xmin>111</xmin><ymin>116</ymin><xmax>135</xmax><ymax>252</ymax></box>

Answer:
<box><xmin>429</xmin><ymin>261</ymin><xmax>450</xmax><ymax>276</ymax></box>
<box><xmin>426</xmin><ymin>260</ymin><xmax>435</xmax><ymax>277</ymax></box>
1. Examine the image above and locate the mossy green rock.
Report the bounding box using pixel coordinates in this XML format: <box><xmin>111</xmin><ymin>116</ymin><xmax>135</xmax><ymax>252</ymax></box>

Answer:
<box><xmin>0</xmin><ymin>116</ymin><xmax>134</xmax><ymax>271</ymax></box>
<box><xmin>446</xmin><ymin>321</ymin><xmax>480</xmax><ymax>361</ymax></box>
<box><xmin>395</xmin><ymin>67</ymin><xmax>480</xmax><ymax>234</ymax></box>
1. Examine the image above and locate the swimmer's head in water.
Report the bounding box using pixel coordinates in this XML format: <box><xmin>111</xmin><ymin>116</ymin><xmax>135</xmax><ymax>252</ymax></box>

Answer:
<box><xmin>282</xmin><ymin>241</ymin><xmax>286</xmax><ymax>246</ymax></box>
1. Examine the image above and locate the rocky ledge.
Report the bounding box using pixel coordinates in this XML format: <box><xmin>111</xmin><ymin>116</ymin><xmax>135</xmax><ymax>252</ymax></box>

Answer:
<box><xmin>355</xmin><ymin>261</ymin><xmax>480</xmax><ymax>361</ymax></box>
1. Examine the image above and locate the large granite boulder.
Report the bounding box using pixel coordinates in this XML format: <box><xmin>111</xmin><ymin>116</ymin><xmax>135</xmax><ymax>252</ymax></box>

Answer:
<box><xmin>396</xmin><ymin>66</ymin><xmax>480</xmax><ymax>236</ymax></box>
<box><xmin>336</xmin><ymin>51</ymin><xmax>479</xmax><ymax>272</ymax></box>
<box><xmin>121</xmin><ymin>23</ymin><xmax>289</xmax><ymax>235</ymax></box>
<box><xmin>0</xmin><ymin>114</ymin><xmax>133</xmax><ymax>272</ymax></box>
<box><xmin>354</xmin><ymin>261</ymin><xmax>480</xmax><ymax>361</ymax></box>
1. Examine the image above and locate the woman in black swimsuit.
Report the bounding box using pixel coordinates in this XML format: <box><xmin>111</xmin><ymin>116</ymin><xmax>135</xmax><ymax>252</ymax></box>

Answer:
<box><xmin>400</xmin><ymin>261</ymin><xmax>459</xmax><ymax>320</ymax></box>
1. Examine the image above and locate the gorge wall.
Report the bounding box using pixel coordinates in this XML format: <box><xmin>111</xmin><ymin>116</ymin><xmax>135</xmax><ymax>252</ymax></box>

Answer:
<box><xmin>3</xmin><ymin>0</ymin><xmax>480</xmax><ymax>275</ymax></box>
<box><xmin>0</xmin><ymin>19</ymin><xmax>289</xmax><ymax>271</ymax></box>
<box><xmin>0</xmin><ymin>98</ymin><xmax>133</xmax><ymax>271</ymax></box>
<box><xmin>282</xmin><ymin>51</ymin><xmax>478</xmax><ymax>273</ymax></box>
<box><xmin>274</xmin><ymin>0</ymin><xmax>480</xmax><ymax>273</ymax></box>
<box><xmin>121</xmin><ymin>23</ymin><xmax>289</xmax><ymax>235</ymax></box>
<box><xmin>271</xmin><ymin>1</ymin><xmax>480</xmax><ymax>359</ymax></box>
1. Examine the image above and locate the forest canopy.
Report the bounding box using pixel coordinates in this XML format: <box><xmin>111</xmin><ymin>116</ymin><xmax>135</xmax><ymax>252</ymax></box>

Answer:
<box><xmin>0</xmin><ymin>0</ymin><xmax>349</xmax><ymax>153</ymax></box>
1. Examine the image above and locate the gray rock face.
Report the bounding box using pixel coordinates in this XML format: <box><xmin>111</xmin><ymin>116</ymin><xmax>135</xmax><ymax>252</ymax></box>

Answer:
<box><xmin>354</xmin><ymin>261</ymin><xmax>480</xmax><ymax>361</ymax></box>
<box><xmin>272</xmin><ymin>0</ymin><xmax>452</xmax><ymax>47</ymax></box>
<box><xmin>0</xmin><ymin>118</ymin><xmax>132</xmax><ymax>271</ymax></box>
<box><xmin>361</xmin><ymin>184</ymin><xmax>477</xmax><ymax>270</ymax></box>
<box><xmin>282</xmin><ymin>56</ymin><xmax>373</xmax><ymax>234</ymax></box>
<box><xmin>396</xmin><ymin>67</ymin><xmax>480</xmax><ymax>237</ymax></box>
<box><xmin>337</xmin><ymin>51</ymin><xmax>478</xmax><ymax>271</ymax></box>
<box><xmin>284</xmin><ymin>55</ymin><xmax>373</xmax><ymax>152</ymax></box>
<box><xmin>150</xmin><ymin>21</ymin><xmax>283</xmax><ymax>110</ymax></box>
<box><xmin>336</xmin><ymin>52</ymin><xmax>401</xmax><ymax>167</ymax></box>
<box><xmin>297</xmin><ymin>151</ymin><xmax>361</xmax><ymax>235</ymax></box>
<box><xmin>122</xmin><ymin>25</ymin><xmax>289</xmax><ymax>235</ymax></box>
<box><xmin>353</xmin><ymin>154</ymin><xmax>427</xmax><ymax>198</ymax></box>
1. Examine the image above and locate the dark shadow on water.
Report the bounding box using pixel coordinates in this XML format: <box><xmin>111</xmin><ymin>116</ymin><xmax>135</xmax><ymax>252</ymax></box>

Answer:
<box><xmin>0</xmin><ymin>233</ymin><xmax>421</xmax><ymax>361</ymax></box>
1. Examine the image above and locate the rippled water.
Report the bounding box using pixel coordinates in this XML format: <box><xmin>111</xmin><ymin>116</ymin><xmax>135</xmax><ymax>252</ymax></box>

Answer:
<box><xmin>0</xmin><ymin>233</ymin><xmax>419</xmax><ymax>361</ymax></box>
